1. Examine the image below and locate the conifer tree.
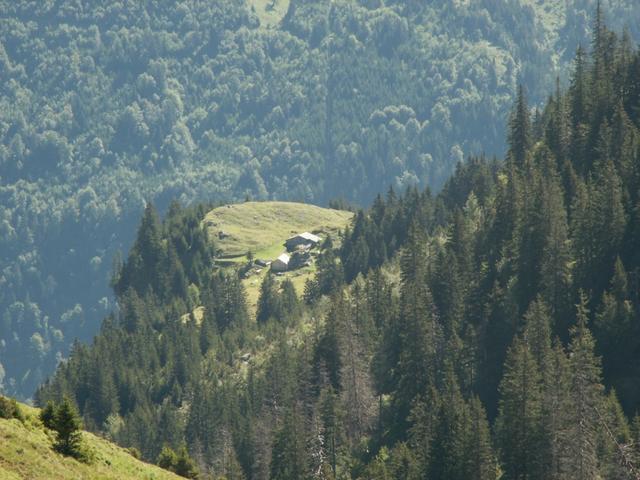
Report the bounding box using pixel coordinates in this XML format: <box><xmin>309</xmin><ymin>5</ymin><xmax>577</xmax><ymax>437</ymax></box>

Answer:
<box><xmin>593</xmin><ymin>158</ymin><xmax>626</xmax><ymax>283</ymax></box>
<box><xmin>279</xmin><ymin>279</ymin><xmax>300</xmax><ymax>320</ymax></box>
<box><xmin>569</xmin><ymin>46</ymin><xmax>589</xmax><ymax>129</ymax></box>
<box><xmin>117</xmin><ymin>202</ymin><xmax>165</xmax><ymax>297</ymax></box>
<box><xmin>496</xmin><ymin>336</ymin><xmax>544</xmax><ymax>480</ymax></box>
<box><xmin>270</xmin><ymin>407</ymin><xmax>310</xmax><ymax>480</ymax></box>
<box><xmin>407</xmin><ymin>386</ymin><xmax>440</xmax><ymax>474</ymax></box>
<box><xmin>569</xmin><ymin>46</ymin><xmax>590</xmax><ymax>174</ymax></box>
<box><xmin>427</xmin><ymin>365</ymin><xmax>468</xmax><ymax>480</ymax></box>
<box><xmin>39</xmin><ymin>401</ymin><xmax>56</xmax><ymax>429</ymax></box>
<box><xmin>173</xmin><ymin>444</ymin><xmax>199</xmax><ymax>479</ymax></box>
<box><xmin>508</xmin><ymin>85</ymin><xmax>531</xmax><ymax>167</ymax></box>
<box><xmin>393</xmin><ymin>225</ymin><xmax>442</xmax><ymax>435</ymax></box>
<box><xmin>545</xmin><ymin>79</ymin><xmax>569</xmax><ymax>166</ymax></box>
<box><xmin>53</xmin><ymin>397</ymin><xmax>84</xmax><ymax>458</ymax></box>
<box><xmin>565</xmin><ymin>292</ymin><xmax>604</xmax><ymax>480</ymax></box>
<box><xmin>464</xmin><ymin>396</ymin><xmax>497</xmax><ymax>480</ymax></box>
<box><xmin>340</xmin><ymin>288</ymin><xmax>376</xmax><ymax>444</ymax></box>
<box><xmin>594</xmin><ymin>258</ymin><xmax>636</xmax><ymax>411</ymax></box>
<box><xmin>314</xmin><ymin>293</ymin><xmax>344</xmax><ymax>391</ymax></box>
<box><xmin>256</xmin><ymin>273</ymin><xmax>280</xmax><ymax>324</ymax></box>
<box><xmin>538</xmin><ymin>163</ymin><xmax>573</xmax><ymax>327</ymax></box>
<box><xmin>386</xmin><ymin>442</ymin><xmax>420</xmax><ymax>480</ymax></box>
<box><xmin>599</xmin><ymin>391</ymin><xmax>635</xmax><ymax>480</ymax></box>
<box><xmin>317</xmin><ymin>386</ymin><xmax>344</xmax><ymax>478</ymax></box>
<box><xmin>522</xmin><ymin>297</ymin><xmax>552</xmax><ymax>370</ymax></box>
<box><xmin>541</xmin><ymin>341</ymin><xmax>571</xmax><ymax>480</ymax></box>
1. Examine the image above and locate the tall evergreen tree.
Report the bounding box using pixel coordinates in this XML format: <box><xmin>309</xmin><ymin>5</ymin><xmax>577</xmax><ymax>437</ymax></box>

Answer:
<box><xmin>508</xmin><ymin>85</ymin><xmax>531</xmax><ymax>167</ymax></box>
<box><xmin>270</xmin><ymin>407</ymin><xmax>310</xmax><ymax>480</ymax></box>
<box><xmin>541</xmin><ymin>340</ymin><xmax>572</xmax><ymax>480</ymax></box>
<box><xmin>496</xmin><ymin>336</ymin><xmax>544</xmax><ymax>480</ymax></box>
<box><xmin>464</xmin><ymin>396</ymin><xmax>497</xmax><ymax>480</ymax></box>
<box><xmin>427</xmin><ymin>365</ymin><xmax>468</xmax><ymax>480</ymax></box>
<box><xmin>53</xmin><ymin>397</ymin><xmax>84</xmax><ymax>458</ymax></box>
<box><xmin>565</xmin><ymin>292</ymin><xmax>604</xmax><ymax>480</ymax></box>
<box><xmin>393</xmin><ymin>225</ymin><xmax>442</xmax><ymax>435</ymax></box>
<box><xmin>257</xmin><ymin>273</ymin><xmax>280</xmax><ymax>324</ymax></box>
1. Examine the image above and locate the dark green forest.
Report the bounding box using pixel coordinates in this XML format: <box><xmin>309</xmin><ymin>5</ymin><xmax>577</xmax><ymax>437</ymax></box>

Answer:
<box><xmin>36</xmin><ymin>14</ymin><xmax>640</xmax><ymax>479</ymax></box>
<box><xmin>3</xmin><ymin>0</ymin><xmax>640</xmax><ymax>400</ymax></box>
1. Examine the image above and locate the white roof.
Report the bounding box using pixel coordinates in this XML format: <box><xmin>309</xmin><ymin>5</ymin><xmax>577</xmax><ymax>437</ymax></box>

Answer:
<box><xmin>289</xmin><ymin>232</ymin><xmax>320</xmax><ymax>243</ymax></box>
<box><xmin>276</xmin><ymin>253</ymin><xmax>290</xmax><ymax>264</ymax></box>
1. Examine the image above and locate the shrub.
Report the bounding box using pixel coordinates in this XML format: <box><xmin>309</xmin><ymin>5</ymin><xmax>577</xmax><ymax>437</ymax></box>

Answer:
<box><xmin>157</xmin><ymin>444</ymin><xmax>199</xmax><ymax>479</ymax></box>
<box><xmin>39</xmin><ymin>401</ymin><xmax>56</xmax><ymax>429</ymax></box>
<box><xmin>0</xmin><ymin>396</ymin><xmax>23</xmax><ymax>421</ymax></box>
<box><xmin>128</xmin><ymin>447</ymin><xmax>142</xmax><ymax>460</ymax></box>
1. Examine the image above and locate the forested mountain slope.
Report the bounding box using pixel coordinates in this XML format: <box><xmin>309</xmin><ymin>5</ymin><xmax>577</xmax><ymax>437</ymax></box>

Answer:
<box><xmin>2</xmin><ymin>0</ymin><xmax>640</xmax><ymax>400</ymax></box>
<box><xmin>37</xmin><ymin>18</ymin><xmax>640</xmax><ymax>479</ymax></box>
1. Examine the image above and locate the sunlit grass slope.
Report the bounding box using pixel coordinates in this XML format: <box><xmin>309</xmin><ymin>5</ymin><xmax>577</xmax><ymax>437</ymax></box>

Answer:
<box><xmin>203</xmin><ymin>201</ymin><xmax>353</xmax><ymax>259</ymax></box>
<box><xmin>0</xmin><ymin>402</ymin><xmax>180</xmax><ymax>480</ymax></box>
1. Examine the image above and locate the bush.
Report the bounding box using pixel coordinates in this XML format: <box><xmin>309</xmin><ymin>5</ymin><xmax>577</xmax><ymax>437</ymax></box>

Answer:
<box><xmin>128</xmin><ymin>447</ymin><xmax>142</xmax><ymax>460</ymax></box>
<box><xmin>39</xmin><ymin>401</ymin><xmax>56</xmax><ymax>429</ymax></box>
<box><xmin>157</xmin><ymin>444</ymin><xmax>199</xmax><ymax>479</ymax></box>
<box><xmin>158</xmin><ymin>445</ymin><xmax>178</xmax><ymax>470</ymax></box>
<box><xmin>0</xmin><ymin>396</ymin><xmax>23</xmax><ymax>421</ymax></box>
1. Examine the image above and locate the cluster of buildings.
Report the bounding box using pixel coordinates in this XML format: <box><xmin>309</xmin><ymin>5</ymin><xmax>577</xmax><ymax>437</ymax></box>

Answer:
<box><xmin>271</xmin><ymin>232</ymin><xmax>321</xmax><ymax>272</ymax></box>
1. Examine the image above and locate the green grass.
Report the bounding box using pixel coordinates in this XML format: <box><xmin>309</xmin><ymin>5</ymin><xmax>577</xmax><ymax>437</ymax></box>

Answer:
<box><xmin>203</xmin><ymin>201</ymin><xmax>352</xmax><ymax>318</ymax></box>
<box><xmin>0</xmin><ymin>402</ymin><xmax>180</xmax><ymax>480</ymax></box>
<box><xmin>248</xmin><ymin>0</ymin><xmax>290</xmax><ymax>28</ymax></box>
<box><xmin>203</xmin><ymin>201</ymin><xmax>353</xmax><ymax>260</ymax></box>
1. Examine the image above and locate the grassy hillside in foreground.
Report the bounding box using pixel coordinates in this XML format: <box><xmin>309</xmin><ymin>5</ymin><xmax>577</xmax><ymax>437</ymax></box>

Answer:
<box><xmin>0</xmin><ymin>402</ymin><xmax>180</xmax><ymax>480</ymax></box>
<box><xmin>204</xmin><ymin>201</ymin><xmax>354</xmax><ymax>259</ymax></box>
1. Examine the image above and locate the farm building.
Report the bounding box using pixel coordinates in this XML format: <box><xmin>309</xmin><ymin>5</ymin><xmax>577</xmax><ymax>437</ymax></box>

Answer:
<box><xmin>271</xmin><ymin>253</ymin><xmax>290</xmax><ymax>272</ymax></box>
<box><xmin>285</xmin><ymin>232</ymin><xmax>321</xmax><ymax>251</ymax></box>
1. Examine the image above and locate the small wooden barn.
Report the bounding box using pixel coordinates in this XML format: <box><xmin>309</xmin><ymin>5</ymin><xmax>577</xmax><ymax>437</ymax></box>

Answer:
<box><xmin>271</xmin><ymin>253</ymin><xmax>290</xmax><ymax>272</ymax></box>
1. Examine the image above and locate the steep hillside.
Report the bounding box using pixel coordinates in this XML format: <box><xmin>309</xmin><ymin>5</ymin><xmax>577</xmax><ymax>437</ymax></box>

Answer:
<box><xmin>3</xmin><ymin>0</ymin><xmax>640</xmax><ymax>404</ymax></box>
<box><xmin>36</xmin><ymin>20</ymin><xmax>640</xmax><ymax>479</ymax></box>
<box><xmin>0</xmin><ymin>402</ymin><xmax>180</xmax><ymax>480</ymax></box>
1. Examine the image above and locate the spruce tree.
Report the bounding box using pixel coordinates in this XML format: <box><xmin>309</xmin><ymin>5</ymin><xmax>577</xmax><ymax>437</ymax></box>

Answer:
<box><xmin>541</xmin><ymin>340</ymin><xmax>571</xmax><ymax>480</ymax></box>
<box><xmin>427</xmin><ymin>365</ymin><xmax>468</xmax><ymax>480</ymax></box>
<box><xmin>408</xmin><ymin>386</ymin><xmax>440</xmax><ymax>474</ymax></box>
<box><xmin>464</xmin><ymin>396</ymin><xmax>496</xmax><ymax>480</ymax></box>
<box><xmin>317</xmin><ymin>386</ymin><xmax>344</xmax><ymax>478</ymax></box>
<box><xmin>538</xmin><ymin>164</ymin><xmax>573</xmax><ymax>330</ymax></box>
<box><xmin>313</xmin><ymin>293</ymin><xmax>344</xmax><ymax>391</ymax></box>
<box><xmin>565</xmin><ymin>292</ymin><xmax>604</xmax><ymax>480</ymax></box>
<box><xmin>594</xmin><ymin>258</ymin><xmax>636</xmax><ymax>412</ymax></box>
<box><xmin>270</xmin><ymin>408</ymin><xmax>310</xmax><ymax>480</ymax></box>
<box><xmin>53</xmin><ymin>397</ymin><xmax>84</xmax><ymax>458</ymax></box>
<box><xmin>522</xmin><ymin>297</ymin><xmax>552</xmax><ymax>370</ymax></box>
<box><xmin>393</xmin><ymin>225</ymin><xmax>442</xmax><ymax>435</ymax></box>
<box><xmin>257</xmin><ymin>273</ymin><xmax>280</xmax><ymax>324</ymax></box>
<box><xmin>508</xmin><ymin>85</ymin><xmax>531</xmax><ymax>167</ymax></box>
<box><xmin>496</xmin><ymin>336</ymin><xmax>544</xmax><ymax>480</ymax></box>
<box><xmin>599</xmin><ymin>391</ymin><xmax>635</xmax><ymax>480</ymax></box>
